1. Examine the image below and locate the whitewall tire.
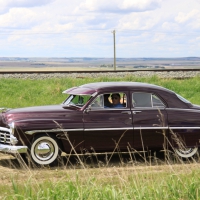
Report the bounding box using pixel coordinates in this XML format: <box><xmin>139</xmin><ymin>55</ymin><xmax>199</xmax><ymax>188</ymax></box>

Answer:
<box><xmin>30</xmin><ymin>135</ymin><xmax>60</xmax><ymax>166</ymax></box>
<box><xmin>174</xmin><ymin>147</ymin><xmax>198</xmax><ymax>158</ymax></box>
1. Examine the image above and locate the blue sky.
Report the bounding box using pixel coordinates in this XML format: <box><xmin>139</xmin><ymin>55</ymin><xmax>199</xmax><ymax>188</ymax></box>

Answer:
<box><xmin>0</xmin><ymin>0</ymin><xmax>200</xmax><ymax>57</ymax></box>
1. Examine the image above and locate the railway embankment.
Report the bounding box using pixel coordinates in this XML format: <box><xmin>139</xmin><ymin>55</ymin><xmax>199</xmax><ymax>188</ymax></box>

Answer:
<box><xmin>0</xmin><ymin>70</ymin><xmax>200</xmax><ymax>79</ymax></box>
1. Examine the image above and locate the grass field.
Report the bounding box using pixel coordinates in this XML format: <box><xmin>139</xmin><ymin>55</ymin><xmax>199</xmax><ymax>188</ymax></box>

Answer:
<box><xmin>1</xmin><ymin>75</ymin><xmax>200</xmax><ymax>199</ymax></box>
<box><xmin>0</xmin><ymin>75</ymin><xmax>200</xmax><ymax>108</ymax></box>
<box><xmin>1</xmin><ymin>161</ymin><xmax>200</xmax><ymax>199</ymax></box>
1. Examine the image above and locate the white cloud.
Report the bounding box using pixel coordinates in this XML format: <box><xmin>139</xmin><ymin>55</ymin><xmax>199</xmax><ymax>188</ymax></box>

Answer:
<box><xmin>117</xmin><ymin>12</ymin><xmax>160</xmax><ymax>31</ymax></box>
<box><xmin>152</xmin><ymin>33</ymin><xmax>166</xmax><ymax>43</ymax></box>
<box><xmin>0</xmin><ymin>8</ymin><xmax>39</xmax><ymax>28</ymax></box>
<box><xmin>0</xmin><ymin>0</ymin><xmax>55</xmax><ymax>14</ymax></box>
<box><xmin>78</xmin><ymin>0</ymin><xmax>161</xmax><ymax>13</ymax></box>
<box><xmin>0</xmin><ymin>0</ymin><xmax>200</xmax><ymax>57</ymax></box>
<box><xmin>175</xmin><ymin>9</ymin><xmax>199</xmax><ymax>24</ymax></box>
<box><xmin>9</xmin><ymin>0</ymin><xmax>54</xmax><ymax>7</ymax></box>
<box><xmin>161</xmin><ymin>22</ymin><xmax>180</xmax><ymax>31</ymax></box>
<box><xmin>121</xmin><ymin>0</ymin><xmax>161</xmax><ymax>11</ymax></box>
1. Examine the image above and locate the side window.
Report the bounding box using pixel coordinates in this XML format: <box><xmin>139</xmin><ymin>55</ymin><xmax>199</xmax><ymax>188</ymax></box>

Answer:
<box><xmin>152</xmin><ymin>94</ymin><xmax>165</xmax><ymax>107</ymax></box>
<box><xmin>132</xmin><ymin>92</ymin><xmax>165</xmax><ymax>108</ymax></box>
<box><xmin>109</xmin><ymin>92</ymin><xmax>127</xmax><ymax>108</ymax></box>
<box><xmin>91</xmin><ymin>92</ymin><xmax>127</xmax><ymax>109</ymax></box>
<box><xmin>91</xmin><ymin>94</ymin><xmax>104</xmax><ymax>108</ymax></box>
<box><xmin>72</xmin><ymin>95</ymin><xmax>91</xmax><ymax>105</ymax></box>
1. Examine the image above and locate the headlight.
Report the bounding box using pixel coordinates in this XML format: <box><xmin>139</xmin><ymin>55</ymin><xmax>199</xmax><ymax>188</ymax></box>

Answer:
<box><xmin>8</xmin><ymin>122</ymin><xmax>15</xmax><ymax>135</ymax></box>
<box><xmin>10</xmin><ymin>134</ymin><xmax>18</xmax><ymax>145</ymax></box>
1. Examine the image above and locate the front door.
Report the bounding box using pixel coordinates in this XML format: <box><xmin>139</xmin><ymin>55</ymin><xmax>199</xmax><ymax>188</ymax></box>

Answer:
<box><xmin>83</xmin><ymin>92</ymin><xmax>134</xmax><ymax>152</ymax></box>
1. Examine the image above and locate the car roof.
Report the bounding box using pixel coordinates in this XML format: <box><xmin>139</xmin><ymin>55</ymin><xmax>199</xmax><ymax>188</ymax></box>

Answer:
<box><xmin>63</xmin><ymin>82</ymin><xmax>174</xmax><ymax>95</ymax></box>
<box><xmin>81</xmin><ymin>82</ymin><xmax>166</xmax><ymax>90</ymax></box>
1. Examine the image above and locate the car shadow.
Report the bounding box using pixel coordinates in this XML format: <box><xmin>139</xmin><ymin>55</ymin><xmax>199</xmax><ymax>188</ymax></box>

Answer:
<box><xmin>0</xmin><ymin>150</ymin><xmax>194</xmax><ymax>169</ymax></box>
<box><xmin>60</xmin><ymin>150</ymin><xmax>175</xmax><ymax>169</ymax></box>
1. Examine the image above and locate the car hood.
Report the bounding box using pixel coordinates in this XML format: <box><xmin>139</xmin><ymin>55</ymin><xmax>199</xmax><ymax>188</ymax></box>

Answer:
<box><xmin>2</xmin><ymin>104</ymin><xmax>79</xmax><ymax>123</ymax></box>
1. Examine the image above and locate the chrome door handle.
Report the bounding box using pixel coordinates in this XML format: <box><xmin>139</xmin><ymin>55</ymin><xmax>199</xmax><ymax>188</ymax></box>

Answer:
<box><xmin>132</xmin><ymin>111</ymin><xmax>142</xmax><ymax>114</ymax></box>
<box><xmin>121</xmin><ymin>111</ymin><xmax>131</xmax><ymax>115</ymax></box>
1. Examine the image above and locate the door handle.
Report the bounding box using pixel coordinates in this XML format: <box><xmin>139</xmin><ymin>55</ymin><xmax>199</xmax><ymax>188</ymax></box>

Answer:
<box><xmin>121</xmin><ymin>111</ymin><xmax>131</xmax><ymax>115</ymax></box>
<box><xmin>132</xmin><ymin>111</ymin><xmax>142</xmax><ymax>114</ymax></box>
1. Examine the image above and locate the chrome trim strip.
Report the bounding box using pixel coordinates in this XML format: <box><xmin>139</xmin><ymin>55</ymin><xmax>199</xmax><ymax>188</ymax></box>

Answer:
<box><xmin>84</xmin><ymin>127</ymin><xmax>133</xmax><ymax>131</ymax></box>
<box><xmin>0</xmin><ymin>144</ymin><xmax>27</xmax><ymax>154</ymax></box>
<box><xmin>25</xmin><ymin>129</ymin><xmax>84</xmax><ymax>135</ymax></box>
<box><xmin>134</xmin><ymin>127</ymin><xmax>200</xmax><ymax>130</ymax></box>
<box><xmin>169</xmin><ymin>127</ymin><xmax>200</xmax><ymax>129</ymax></box>
<box><xmin>84</xmin><ymin>127</ymin><xmax>168</xmax><ymax>131</ymax></box>
<box><xmin>84</xmin><ymin>127</ymin><xmax>200</xmax><ymax>131</ymax></box>
<box><xmin>166</xmin><ymin>108</ymin><xmax>200</xmax><ymax>112</ymax></box>
<box><xmin>134</xmin><ymin>127</ymin><xmax>168</xmax><ymax>130</ymax></box>
<box><xmin>25</xmin><ymin>126</ymin><xmax>200</xmax><ymax>135</ymax></box>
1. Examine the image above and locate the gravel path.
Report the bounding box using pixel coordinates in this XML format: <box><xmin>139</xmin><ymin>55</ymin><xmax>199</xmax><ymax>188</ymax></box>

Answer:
<box><xmin>0</xmin><ymin>71</ymin><xmax>200</xmax><ymax>79</ymax></box>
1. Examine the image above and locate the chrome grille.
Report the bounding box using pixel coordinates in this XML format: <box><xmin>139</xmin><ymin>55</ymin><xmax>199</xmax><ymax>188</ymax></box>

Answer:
<box><xmin>0</xmin><ymin>131</ymin><xmax>10</xmax><ymax>145</ymax></box>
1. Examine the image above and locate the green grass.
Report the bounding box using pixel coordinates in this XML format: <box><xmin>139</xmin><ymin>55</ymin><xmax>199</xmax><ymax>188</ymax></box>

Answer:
<box><xmin>0</xmin><ymin>75</ymin><xmax>200</xmax><ymax>108</ymax></box>
<box><xmin>1</xmin><ymin>165</ymin><xmax>200</xmax><ymax>199</ymax></box>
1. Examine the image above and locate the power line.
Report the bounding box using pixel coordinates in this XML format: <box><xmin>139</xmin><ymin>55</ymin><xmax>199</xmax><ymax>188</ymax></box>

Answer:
<box><xmin>0</xmin><ymin>28</ymin><xmax>200</xmax><ymax>36</ymax></box>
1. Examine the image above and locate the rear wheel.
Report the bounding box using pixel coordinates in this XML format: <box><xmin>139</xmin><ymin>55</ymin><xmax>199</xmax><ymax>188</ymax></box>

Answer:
<box><xmin>30</xmin><ymin>134</ymin><xmax>61</xmax><ymax>166</ymax></box>
<box><xmin>174</xmin><ymin>147</ymin><xmax>198</xmax><ymax>158</ymax></box>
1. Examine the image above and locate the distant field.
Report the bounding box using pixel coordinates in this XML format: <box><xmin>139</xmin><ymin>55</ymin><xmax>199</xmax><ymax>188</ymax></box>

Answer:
<box><xmin>0</xmin><ymin>66</ymin><xmax>105</xmax><ymax>71</ymax></box>
<box><xmin>1</xmin><ymin>57</ymin><xmax>200</xmax><ymax>71</ymax></box>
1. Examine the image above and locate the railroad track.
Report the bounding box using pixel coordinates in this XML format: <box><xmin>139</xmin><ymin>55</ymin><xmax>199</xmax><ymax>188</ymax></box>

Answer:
<box><xmin>0</xmin><ymin>68</ymin><xmax>200</xmax><ymax>74</ymax></box>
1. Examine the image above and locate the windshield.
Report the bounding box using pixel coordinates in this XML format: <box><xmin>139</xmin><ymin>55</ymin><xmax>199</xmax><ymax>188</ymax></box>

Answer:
<box><xmin>63</xmin><ymin>94</ymin><xmax>92</xmax><ymax>107</ymax></box>
<box><xmin>176</xmin><ymin>94</ymin><xmax>191</xmax><ymax>104</ymax></box>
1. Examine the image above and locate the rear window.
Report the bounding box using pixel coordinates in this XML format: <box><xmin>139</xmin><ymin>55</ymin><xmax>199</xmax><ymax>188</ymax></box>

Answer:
<box><xmin>132</xmin><ymin>92</ymin><xmax>165</xmax><ymax>108</ymax></box>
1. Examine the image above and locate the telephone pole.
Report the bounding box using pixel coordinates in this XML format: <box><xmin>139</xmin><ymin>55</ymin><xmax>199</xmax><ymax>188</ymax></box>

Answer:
<box><xmin>112</xmin><ymin>30</ymin><xmax>116</xmax><ymax>71</ymax></box>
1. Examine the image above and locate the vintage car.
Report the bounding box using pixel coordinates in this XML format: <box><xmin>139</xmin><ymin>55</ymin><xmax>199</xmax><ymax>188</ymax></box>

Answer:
<box><xmin>0</xmin><ymin>81</ymin><xmax>200</xmax><ymax>166</ymax></box>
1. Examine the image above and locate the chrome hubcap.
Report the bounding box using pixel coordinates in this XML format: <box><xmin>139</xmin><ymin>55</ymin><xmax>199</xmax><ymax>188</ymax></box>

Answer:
<box><xmin>34</xmin><ymin>140</ymin><xmax>54</xmax><ymax>161</ymax></box>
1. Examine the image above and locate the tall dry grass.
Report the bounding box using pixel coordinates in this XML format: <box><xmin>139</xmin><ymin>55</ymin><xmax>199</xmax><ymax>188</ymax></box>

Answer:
<box><xmin>0</xmin><ymin>76</ymin><xmax>200</xmax><ymax>199</ymax></box>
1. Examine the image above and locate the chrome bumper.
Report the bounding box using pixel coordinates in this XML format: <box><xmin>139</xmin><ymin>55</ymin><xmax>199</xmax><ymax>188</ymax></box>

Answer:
<box><xmin>0</xmin><ymin>125</ymin><xmax>28</xmax><ymax>154</ymax></box>
<box><xmin>0</xmin><ymin>144</ymin><xmax>27</xmax><ymax>154</ymax></box>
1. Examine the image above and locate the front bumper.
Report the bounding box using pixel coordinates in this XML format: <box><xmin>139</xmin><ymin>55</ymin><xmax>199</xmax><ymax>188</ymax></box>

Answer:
<box><xmin>0</xmin><ymin>144</ymin><xmax>27</xmax><ymax>154</ymax></box>
<box><xmin>0</xmin><ymin>125</ymin><xmax>28</xmax><ymax>154</ymax></box>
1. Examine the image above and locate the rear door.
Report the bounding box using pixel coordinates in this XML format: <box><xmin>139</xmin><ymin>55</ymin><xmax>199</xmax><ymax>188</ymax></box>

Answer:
<box><xmin>131</xmin><ymin>92</ymin><xmax>168</xmax><ymax>150</ymax></box>
<box><xmin>167</xmin><ymin>108</ymin><xmax>200</xmax><ymax>147</ymax></box>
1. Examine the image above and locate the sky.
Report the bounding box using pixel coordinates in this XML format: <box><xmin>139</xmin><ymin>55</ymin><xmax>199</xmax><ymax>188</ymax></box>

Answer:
<box><xmin>0</xmin><ymin>0</ymin><xmax>200</xmax><ymax>58</ymax></box>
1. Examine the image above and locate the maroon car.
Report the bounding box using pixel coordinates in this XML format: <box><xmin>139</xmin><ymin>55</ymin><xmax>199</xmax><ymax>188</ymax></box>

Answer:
<box><xmin>0</xmin><ymin>82</ymin><xmax>200</xmax><ymax>166</ymax></box>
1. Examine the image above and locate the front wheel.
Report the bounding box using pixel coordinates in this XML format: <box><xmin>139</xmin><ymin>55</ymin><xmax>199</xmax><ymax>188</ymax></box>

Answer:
<box><xmin>30</xmin><ymin>134</ymin><xmax>61</xmax><ymax>166</ymax></box>
<box><xmin>174</xmin><ymin>147</ymin><xmax>198</xmax><ymax>158</ymax></box>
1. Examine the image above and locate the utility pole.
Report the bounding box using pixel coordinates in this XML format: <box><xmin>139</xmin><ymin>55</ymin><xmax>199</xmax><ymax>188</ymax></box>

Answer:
<box><xmin>112</xmin><ymin>30</ymin><xmax>116</xmax><ymax>71</ymax></box>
